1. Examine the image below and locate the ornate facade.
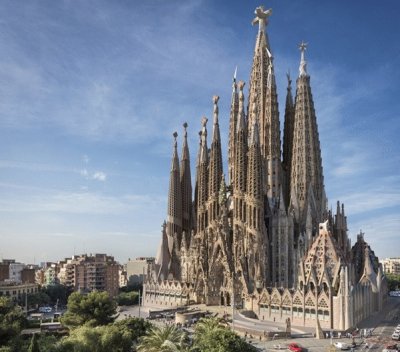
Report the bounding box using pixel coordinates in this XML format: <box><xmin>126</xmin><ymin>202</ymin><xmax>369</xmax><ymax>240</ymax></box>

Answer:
<box><xmin>144</xmin><ymin>6</ymin><xmax>387</xmax><ymax>330</ymax></box>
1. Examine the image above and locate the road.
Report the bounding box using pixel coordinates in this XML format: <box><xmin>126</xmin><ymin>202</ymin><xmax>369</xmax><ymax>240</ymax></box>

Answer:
<box><xmin>119</xmin><ymin>298</ymin><xmax>400</xmax><ymax>352</ymax></box>
<box><xmin>362</xmin><ymin>298</ymin><xmax>400</xmax><ymax>351</ymax></box>
<box><xmin>251</xmin><ymin>297</ymin><xmax>400</xmax><ymax>352</ymax></box>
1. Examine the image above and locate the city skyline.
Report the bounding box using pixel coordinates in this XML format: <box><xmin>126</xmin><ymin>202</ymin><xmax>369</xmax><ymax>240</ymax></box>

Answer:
<box><xmin>0</xmin><ymin>0</ymin><xmax>399</xmax><ymax>264</ymax></box>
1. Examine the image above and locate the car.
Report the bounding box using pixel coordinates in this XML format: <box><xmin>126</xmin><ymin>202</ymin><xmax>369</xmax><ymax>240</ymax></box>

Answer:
<box><xmin>382</xmin><ymin>344</ymin><xmax>399</xmax><ymax>352</ymax></box>
<box><xmin>392</xmin><ymin>333</ymin><xmax>400</xmax><ymax>341</ymax></box>
<box><xmin>288</xmin><ymin>343</ymin><xmax>303</xmax><ymax>352</ymax></box>
<box><xmin>38</xmin><ymin>306</ymin><xmax>52</xmax><ymax>313</ymax></box>
<box><xmin>334</xmin><ymin>342</ymin><xmax>351</xmax><ymax>350</ymax></box>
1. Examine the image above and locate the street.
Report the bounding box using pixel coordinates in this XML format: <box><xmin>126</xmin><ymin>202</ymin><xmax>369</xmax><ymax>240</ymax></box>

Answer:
<box><xmin>120</xmin><ymin>297</ymin><xmax>400</xmax><ymax>352</ymax></box>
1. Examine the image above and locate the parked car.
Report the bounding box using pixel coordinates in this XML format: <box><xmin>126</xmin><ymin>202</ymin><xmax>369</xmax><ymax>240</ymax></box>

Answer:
<box><xmin>334</xmin><ymin>342</ymin><xmax>351</xmax><ymax>350</ymax></box>
<box><xmin>288</xmin><ymin>343</ymin><xmax>303</xmax><ymax>352</ymax></box>
<box><xmin>392</xmin><ymin>333</ymin><xmax>400</xmax><ymax>341</ymax></box>
<box><xmin>38</xmin><ymin>306</ymin><xmax>52</xmax><ymax>313</ymax></box>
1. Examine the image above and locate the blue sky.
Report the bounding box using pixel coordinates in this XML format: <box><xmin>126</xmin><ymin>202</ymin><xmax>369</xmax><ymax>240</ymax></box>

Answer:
<box><xmin>0</xmin><ymin>0</ymin><xmax>399</xmax><ymax>264</ymax></box>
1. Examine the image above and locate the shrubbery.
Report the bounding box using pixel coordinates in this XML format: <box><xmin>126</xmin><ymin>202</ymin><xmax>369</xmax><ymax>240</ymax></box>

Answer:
<box><xmin>116</xmin><ymin>291</ymin><xmax>139</xmax><ymax>306</ymax></box>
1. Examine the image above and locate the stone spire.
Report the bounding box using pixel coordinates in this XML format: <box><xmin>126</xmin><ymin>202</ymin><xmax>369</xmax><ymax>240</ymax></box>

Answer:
<box><xmin>166</xmin><ymin>132</ymin><xmax>183</xmax><ymax>280</ymax></box>
<box><xmin>196</xmin><ymin>117</ymin><xmax>209</xmax><ymax>232</ymax></box>
<box><xmin>208</xmin><ymin>95</ymin><xmax>223</xmax><ymax>223</ymax></box>
<box><xmin>262</xmin><ymin>57</ymin><xmax>281</xmax><ymax>203</ymax></box>
<box><xmin>233</xmin><ymin>81</ymin><xmax>248</xmax><ymax>226</ymax></box>
<box><xmin>155</xmin><ymin>221</ymin><xmax>170</xmax><ymax>281</ymax></box>
<box><xmin>333</xmin><ymin>201</ymin><xmax>349</xmax><ymax>256</ymax></box>
<box><xmin>251</xmin><ymin>6</ymin><xmax>272</xmax><ymax>54</ymax></box>
<box><xmin>193</xmin><ymin>130</ymin><xmax>202</xmax><ymax>230</ymax></box>
<box><xmin>247</xmin><ymin>105</ymin><xmax>263</xmax><ymax>204</ymax></box>
<box><xmin>299</xmin><ymin>41</ymin><xmax>308</xmax><ymax>77</ymax></box>
<box><xmin>167</xmin><ymin>132</ymin><xmax>183</xmax><ymax>247</ymax></box>
<box><xmin>180</xmin><ymin>122</ymin><xmax>193</xmax><ymax>245</ymax></box>
<box><xmin>248</xmin><ymin>6</ymin><xmax>273</xmax><ymax>131</ymax></box>
<box><xmin>246</xmin><ymin>116</ymin><xmax>267</xmax><ymax>291</ymax></box>
<box><xmin>234</xmin><ymin>81</ymin><xmax>247</xmax><ymax>196</ymax></box>
<box><xmin>228</xmin><ymin>67</ymin><xmax>239</xmax><ymax>186</ymax></box>
<box><xmin>290</xmin><ymin>43</ymin><xmax>326</xmax><ymax>230</ymax></box>
<box><xmin>282</xmin><ymin>72</ymin><xmax>295</xmax><ymax>209</ymax></box>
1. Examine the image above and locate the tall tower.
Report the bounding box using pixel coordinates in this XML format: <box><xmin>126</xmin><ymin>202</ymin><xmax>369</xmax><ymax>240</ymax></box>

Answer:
<box><xmin>208</xmin><ymin>96</ymin><xmax>223</xmax><ymax>224</ymax></box>
<box><xmin>228</xmin><ymin>69</ymin><xmax>239</xmax><ymax>186</ymax></box>
<box><xmin>231</xmin><ymin>81</ymin><xmax>249</xmax><ymax>292</ymax></box>
<box><xmin>263</xmin><ymin>58</ymin><xmax>281</xmax><ymax>203</ymax></box>
<box><xmin>248</xmin><ymin>6</ymin><xmax>272</xmax><ymax>131</ymax></box>
<box><xmin>196</xmin><ymin>118</ymin><xmax>209</xmax><ymax>233</ymax></box>
<box><xmin>233</xmin><ymin>81</ymin><xmax>248</xmax><ymax>226</ymax></box>
<box><xmin>247</xmin><ymin>6</ymin><xmax>282</xmax><ymax>207</ymax></box>
<box><xmin>282</xmin><ymin>73</ymin><xmax>295</xmax><ymax>210</ymax></box>
<box><xmin>246</xmin><ymin>109</ymin><xmax>267</xmax><ymax>290</ymax></box>
<box><xmin>180</xmin><ymin>123</ymin><xmax>193</xmax><ymax>246</ymax></box>
<box><xmin>166</xmin><ymin>132</ymin><xmax>182</xmax><ymax>279</ymax></box>
<box><xmin>193</xmin><ymin>130</ymin><xmax>202</xmax><ymax>231</ymax></box>
<box><xmin>290</xmin><ymin>43</ymin><xmax>326</xmax><ymax>238</ymax></box>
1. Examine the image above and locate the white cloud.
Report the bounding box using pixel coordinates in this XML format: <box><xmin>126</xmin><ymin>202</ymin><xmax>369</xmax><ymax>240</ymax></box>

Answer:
<box><xmin>348</xmin><ymin>214</ymin><xmax>400</xmax><ymax>259</ymax></box>
<box><xmin>330</xmin><ymin>141</ymin><xmax>370</xmax><ymax>177</ymax></box>
<box><xmin>80</xmin><ymin>169</ymin><xmax>107</xmax><ymax>182</ymax></box>
<box><xmin>0</xmin><ymin>191</ymin><xmax>163</xmax><ymax>215</ymax></box>
<box><xmin>0</xmin><ymin>160</ymin><xmax>71</xmax><ymax>173</ymax></box>
<box><xmin>92</xmin><ymin>171</ymin><xmax>107</xmax><ymax>181</ymax></box>
<box><xmin>336</xmin><ymin>187</ymin><xmax>400</xmax><ymax>216</ymax></box>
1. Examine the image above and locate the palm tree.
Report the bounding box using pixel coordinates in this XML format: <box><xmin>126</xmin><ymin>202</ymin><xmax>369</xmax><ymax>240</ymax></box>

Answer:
<box><xmin>194</xmin><ymin>317</ymin><xmax>224</xmax><ymax>339</ymax></box>
<box><xmin>193</xmin><ymin>317</ymin><xmax>256</xmax><ymax>352</ymax></box>
<box><xmin>137</xmin><ymin>324</ymin><xmax>191</xmax><ymax>352</ymax></box>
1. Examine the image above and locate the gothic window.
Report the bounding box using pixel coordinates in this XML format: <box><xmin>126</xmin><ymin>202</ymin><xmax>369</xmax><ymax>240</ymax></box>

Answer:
<box><xmin>305</xmin><ymin>296</ymin><xmax>314</xmax><ymax>307</ymax></box>
<box><xmin>319</xmin><ymin>298</ymin><xmax>328</xmax><ymax>308</ymax></box>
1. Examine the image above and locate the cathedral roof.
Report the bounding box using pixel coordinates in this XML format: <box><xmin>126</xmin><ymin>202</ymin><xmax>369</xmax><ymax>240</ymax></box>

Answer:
<box><xmin>303</xmin><ymin>221</ymin><xmax>345</xmax><ymax>286</ymax></box>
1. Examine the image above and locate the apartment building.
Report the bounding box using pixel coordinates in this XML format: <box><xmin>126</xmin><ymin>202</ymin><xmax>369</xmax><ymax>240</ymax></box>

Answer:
<box><xmin>58</xmin><ymin>254</ymin><xmax>119</xmax><ymax>297</ymax></box>
<box><xmin>0</xmin><ymin>282</ymin><xmax>39</xmax><ymax>304</ymax></box>
<box><xmin>381</xmin><ymin>258</ymin><xmax>400</xmax><ymax>275</ymax></box>
<box><xmin>126</xmin><ymin>257</ymin><xmax>154</xmax><ymax>285</ymax></box>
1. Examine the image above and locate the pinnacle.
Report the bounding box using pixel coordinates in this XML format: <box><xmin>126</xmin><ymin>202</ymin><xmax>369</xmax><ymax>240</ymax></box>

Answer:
<box><xmin>299</xmin><ymin>41</ymin><xmax>308</xmax><ymax>77</ymax></box>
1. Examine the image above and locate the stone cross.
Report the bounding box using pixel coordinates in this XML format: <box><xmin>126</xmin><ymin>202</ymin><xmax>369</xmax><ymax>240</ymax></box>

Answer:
<box><xmin>299</xmin><ymin>41</ymin><xmax>308</xmax><ymax>56</ymax></box>
<box><xmin>252</xmin><ymin>6</ymin><xmax>272</xmax><ymax>30</ymax></box>
<box><xmin>299</xmin><ymin>41</ymin><xmax>308</xmax><ymax>76</ymax></box>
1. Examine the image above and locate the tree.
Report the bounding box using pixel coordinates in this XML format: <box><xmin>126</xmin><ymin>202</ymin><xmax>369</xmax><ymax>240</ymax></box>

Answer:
<box><xmin>193</xmin><ymin>317</ymin><xmax>257</xmax><ymax>352</ymax></box>
<box><xmin>386</xmin><ymin>273</ymin><xmax>400</xmax><ymax>291</ymax></box>
<box><xmin>194</xmin><ymin>317</ymin><xmax>224</xmax><ymax>338</ymax></box>
<box><xmin>137</xmin><ymin>325</ymin><xmax>190</xmax><ymax>352</ymax></box>
<box><xmin>28</xmin><ymin>333</ymin><xmax>40</xmax><ymax>352</ymax></box>
<box><xmin>43</xmin><ymin>284</ymin><xmax>71</xmax><ymax>305</ymax></box>
<box><xmin>116</xmin><ymin>291</ymin><xmax>139</xmax><ymax>306</ymax></box>
<box><xmin>28</xmin><ymin>292</ymin><xmax>50</xmax><ymax>308</ymax></box>
<box><xmin>113</xmin><ymin>317</ymin><xmax>151</xmax><ymax>343</ymax></box>
<box><xmin>61</xmin><ymin>291</ymin><xmax>117</xmax><ymax>329</ymax></box>
<box><xmin>0</xmin><ymin>297</ymin><xmax>27</xmax><ymax>347</ymax></box>
<box><xmin>36</xmin><ymin>335</ymin><xmax>60</xmax><ymax>352</ymax></box>
<box><xmin>57</xmin><ymin>325</ymin><xmax>133</xmax><ymax>352</ymax></box>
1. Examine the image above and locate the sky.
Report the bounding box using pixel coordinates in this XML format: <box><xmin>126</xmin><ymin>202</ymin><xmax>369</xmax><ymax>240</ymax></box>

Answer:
<box><xmin>0</xmin><ymin>0</ymin><xmax>399</xmax><ymax>265</ymax></box>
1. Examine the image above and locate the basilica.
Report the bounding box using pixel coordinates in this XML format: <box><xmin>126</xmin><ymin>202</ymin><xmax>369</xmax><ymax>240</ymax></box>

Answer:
<box><xmin>143</xmin><ymin>6</ymin><xmax>387</xmax><ymax>330</ymax></box>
